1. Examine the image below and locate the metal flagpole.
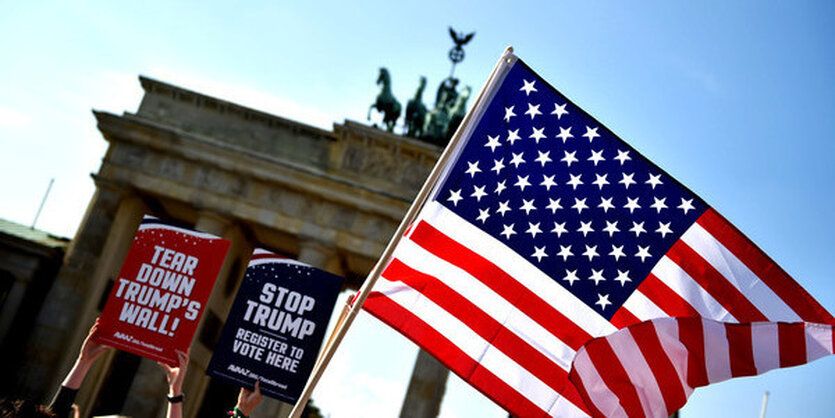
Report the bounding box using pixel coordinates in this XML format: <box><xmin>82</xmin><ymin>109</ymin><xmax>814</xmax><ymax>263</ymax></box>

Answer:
<box><xmin>287</xmin><ymin>46</ymin><xmax>517</xmax><ymax>418</ymax></box>
<box><xmin>759</xmin><ymin>391</ymin><xmax>770</xmax><ymax>418</ymax></box>
<box><xmin>31</xmin><ymin>178</ymin><xmax>54</xmax><ymax>229</ymax></box>
<box><xmin>312</xmin><ymin>296</ymin><xmax>353</xmax><ymax>367</ymax></box>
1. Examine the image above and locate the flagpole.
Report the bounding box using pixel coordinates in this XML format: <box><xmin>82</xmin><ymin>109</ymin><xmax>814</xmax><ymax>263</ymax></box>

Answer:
<box><xmin>287</xmin><ymin>46</ymin><xmax>516</xmax><ymax>418</ymax></box>
<box><xmin>313</xmin><ymin>296</ymin><xmax>352</xmax><ymax>367</ymax></box>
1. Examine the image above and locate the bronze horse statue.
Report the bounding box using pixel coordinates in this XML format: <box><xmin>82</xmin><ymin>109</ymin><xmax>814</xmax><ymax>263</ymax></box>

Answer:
<box><xmin>405</xmin><ymin>76</ymin><xmax>428</xmax><ymax>138</ymax></box>
<box><xmin>445</xmin><ymin>85</ymin><xmax>472</xmax><ymax>141</ymax></box>
<box><xmin>368</xmin><ymin>68</ymin><xmax>402</xmax><ymax>132</ymax></box>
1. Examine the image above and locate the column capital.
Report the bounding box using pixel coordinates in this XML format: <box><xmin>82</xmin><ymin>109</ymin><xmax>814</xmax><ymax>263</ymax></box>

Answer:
<box><xmin>298</xmin><ymin>237</ymin><xmax>335</xmax><ymax>253</ymax></box>
<box><xmin>91</xmin><ymin>174</ymin><xmax>128</xmax><ymax>195</ymax></box>
<box><xmin>195</xmin><ymin>210</ymin><xmax>231</xmax><ymax>236</ymax></box>
<box><xmin>297</xmin><ymin>238</ymin><xmax>338</xmax><ymax>271</ymax></box>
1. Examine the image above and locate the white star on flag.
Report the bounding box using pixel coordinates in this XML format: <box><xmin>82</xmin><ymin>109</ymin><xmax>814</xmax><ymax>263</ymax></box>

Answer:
<box><xmin>525</xmin><ymin>103</ymin><xmax>542</xmax><ymax>119</ymax></box>
<box><xmin>551</xmin><ymin>102</ymin><xmax>569</xmax><ymax>119</ymax></box>
<box><xmin>484</xmin><ymin>135</ymin><xmax>502</xmax><ymax>152</ymax></box>
<box><xmin>582</xmin><ymin>125</ymin><xmax>600</xmax><ymax>141</ymax></box>
<box><xmin>503</xmin><ymin>105</ymin><xmax>516</xmax><ymax>122</ymax></box>
<box><xmin>520</xmin><ymin>79</ymin><xmax>537</xmax><ymax>95</ymax></box>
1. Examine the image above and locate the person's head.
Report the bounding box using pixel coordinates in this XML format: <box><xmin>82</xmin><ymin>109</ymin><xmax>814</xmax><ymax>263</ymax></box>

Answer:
<box><xmin>0</xmin><ymin>398</ymin><xmax>56</xmax><ymax>418</ymax></box>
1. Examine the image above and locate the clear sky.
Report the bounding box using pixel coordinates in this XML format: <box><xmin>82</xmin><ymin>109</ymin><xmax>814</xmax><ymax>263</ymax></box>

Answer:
<box><xmin>2</xmin><ymin>1</ymin><xmax>834</xmax><ymax>417</ymax></box>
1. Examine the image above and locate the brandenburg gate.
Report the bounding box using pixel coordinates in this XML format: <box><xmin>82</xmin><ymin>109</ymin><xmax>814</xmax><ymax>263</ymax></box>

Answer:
<box><xmin>12</xmin><ymin>76</ymin><xmax>447</xmax><ymax>417</ymax></box>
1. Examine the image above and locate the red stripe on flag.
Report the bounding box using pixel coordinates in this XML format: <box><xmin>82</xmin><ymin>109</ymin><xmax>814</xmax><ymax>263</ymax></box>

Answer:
<box><xmin>568</xmin><ymin>367</ymin><xmax>606</xmax><ymax>418</ymax></box>
<box><xmin>404</xmin><ymin>221</ymin><xmax>416</xmax><ymax>236</ymax></box>
<box><xmin>410</xmin><ymin>221</ymin><xmax>593</xmax><ymax>350</ymax></box>
<box><xmin>666</xmin><ymin>241</ymin><xmax>767</xmax><ymax>322</ymax></box>
<box><xmin>677</xmin><ymin>317</ymin><xmax>708</xmax><ymax>388</ymax></box>
<box><xmin>583</xmin><ymin>339</ymin><xmax>646</xmax><ymax>417</ymax></box>
<box><xmin>638</xmin><ymin>274</ymin><xmax>701</xmax><ymax>318</ymax></box>
<box><xmin>381</xmin><ymin>259</ymin><xmax>585</xmax><ymax>407</ymax></box>
<box><xmin>697</xmin><ymin>209</ymin><xmax>834</xmax><ymax>325</ymax></box>
<box><xmin>725</xmin><ymin>323</ymin><xmax>756</xmax><ymax>377</ymax></box>
<box><xmin>630</xmin><ymin>322</ymin><xmax>688</xmax><ymax>415</ymax></box>
<box><xmin>610</xmin><ymin>308</ymin><xmax>641</xmax><ymax>329</ymax></box>
<box><xmin>363</xmin><ymin>292</ymin><xmax>552</xmax><ymax>418</ymax></box>
<box><xmin>778</xmin><ymin>322</ymin><xmax>807</xmax><ymax>368</ymax></box>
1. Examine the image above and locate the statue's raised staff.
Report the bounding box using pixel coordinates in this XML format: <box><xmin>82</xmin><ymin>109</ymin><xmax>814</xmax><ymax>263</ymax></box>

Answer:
<box><xmin>447</xmin><ymin>27</ymin><xmax>475</xmax><ymax>74</ymax></box>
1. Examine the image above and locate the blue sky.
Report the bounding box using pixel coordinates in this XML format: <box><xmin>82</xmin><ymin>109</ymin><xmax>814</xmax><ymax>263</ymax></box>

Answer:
<box><xmin>1</xmin><ymin>1</ymin><xmax>834</xmax><ymax>417</ymax></box>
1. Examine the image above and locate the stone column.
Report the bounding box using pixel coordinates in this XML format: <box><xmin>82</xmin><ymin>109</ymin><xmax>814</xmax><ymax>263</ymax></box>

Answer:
<box><xmin>68</xmin><ymin>193</ymin><xmax>148</xmax><ymax>416</ymax></box>
<box><xmin>251</xmin><ymin>239</ymin><xmax>339</xmax><ymax>418</ymax></box>
<box><xmin>119</xmin><ymin>359</ymin><xmax>169</xmax><ymax>418</ymax></box>
<box><xmin>298</xmin><ymin>239</ymin><xmax>340</xmax><ymax>272</ymax></box>
<box><xmin>185</xmin><ymin>213</ymin><xmax>253</xmax><ymax>418</ymax></box>
<box><xmin>194</xmin><ymin>211</ymin><xmax>231</xmax><ymax>238</ymax></box>
<box><xmin>399</xmin><ymin>350</ymin><xmax>450</xmax><ymax>418</ymax></box>
<box><xmin>16</xmin><ymin>180</ymin><xmax>137</xmax><ymax>401</ymax></box>
<box><xmin>0</xmin><ymin>273</ymin><xmax>27</xmax><ymax>342</ymax></box>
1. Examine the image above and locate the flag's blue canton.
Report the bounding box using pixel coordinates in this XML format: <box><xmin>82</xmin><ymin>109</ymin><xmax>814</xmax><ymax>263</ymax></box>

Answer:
<box><xmin>437</xmin><ymin>62</ymin><xmax>707</xmax><ymax>319</ymax></box>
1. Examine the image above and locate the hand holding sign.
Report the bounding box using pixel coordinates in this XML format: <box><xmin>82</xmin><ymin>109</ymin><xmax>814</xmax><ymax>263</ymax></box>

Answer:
<box><xmin>236</xmin><ymin>381</ymin><xmax>263</xmax><ymax>416</ymax></box>
<box><xmin>158</xmin><ymin>350</ymin><xmax>189</xmax><ymax>397</ymax></box>
<box><xmin>62</xmin><ymin>318</ymin><xmax>113</xmax><ymax>390</ymax></box>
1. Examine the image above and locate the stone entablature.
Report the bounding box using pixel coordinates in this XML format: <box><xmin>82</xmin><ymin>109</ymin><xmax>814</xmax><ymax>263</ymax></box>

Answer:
<box><xmin>331</xmin><ymin>120</ymin><xmax>438</xmax><ymax>196</ymax></box>
<box><xmin>135</xmin><ymin>76</ymin><xmax>440</xmax><ymax>202</ymax></box>
<box><xmin>137</xmin><ymin>76</ymin><xmax>336</xmax><ymax>171</ymax></box>
<box><xmin>96</xmin><ymin>76</ymin><xmax>442</xmax><ymax>281</ymax></box>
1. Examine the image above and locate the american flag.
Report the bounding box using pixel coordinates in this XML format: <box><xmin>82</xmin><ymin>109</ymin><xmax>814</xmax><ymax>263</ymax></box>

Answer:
<box><xmin>362</xmin><ymin>55</ymin><xmax>834</xmax><ymax>417</ymax></box>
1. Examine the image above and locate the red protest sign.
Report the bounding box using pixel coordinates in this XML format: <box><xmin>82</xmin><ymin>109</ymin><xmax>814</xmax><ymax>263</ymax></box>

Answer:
<box><xmin>96</xmin><ymin>216</ymin><xmax>230</xmax><ymax>365</ymax></box>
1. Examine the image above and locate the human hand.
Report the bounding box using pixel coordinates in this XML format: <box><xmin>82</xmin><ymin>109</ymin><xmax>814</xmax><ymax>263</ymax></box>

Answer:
<box><xmin>236</xmin><ymin>381</ymin><xmax>263</xmax><ymax>416</ymax></box>
<box><xmin>63</xmin><ymin>318</ymin><xmax>113</xmax><ymax>389</ymax></box>
<box><xmin>158</xmin><ymin>350</ymin><xmax>189</xmax><ymax>396</ymax></box>
<box><xmin>78</xmin><ymin>318</ymin><xmax>111</xmax><ymax>364</ymax></box>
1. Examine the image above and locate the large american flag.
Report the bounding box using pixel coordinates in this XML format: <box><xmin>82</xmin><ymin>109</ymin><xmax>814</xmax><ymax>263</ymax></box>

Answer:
<box><xmin>362</xmin><ymin>55</ymin><xmax>834</xmax><ymax>417</ymax></box>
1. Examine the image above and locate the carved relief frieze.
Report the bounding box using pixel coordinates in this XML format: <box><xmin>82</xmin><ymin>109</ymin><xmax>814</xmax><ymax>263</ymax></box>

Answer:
<box><xmin>108</xmin><ymin>142</ymin><xmax>149</xmax><ymax>169</ymax></box>
<box><xmin>333</xmin><ymin>122</ymin><xmax>439</xmax><ymax>200</ymax></box>
<box><xmin>158</xmin><ymin>156</ymin><xmax>185</xmax><ymax>180</ymax></box>
<box><xmin>193</xmin><ymin>166</ymin><xmax>225</xmax><ymax>192</ymax></box>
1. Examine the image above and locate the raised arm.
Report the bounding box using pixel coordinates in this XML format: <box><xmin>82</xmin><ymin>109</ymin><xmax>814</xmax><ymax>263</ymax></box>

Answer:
<box><xmin>231</xmin><ymin>381</ymin><xmax>262</xmax><ymax>418</ymax></box>
<box><xmin>49</xmin><ymin>318</ymin><xmax>112</xmax><ymax>418</ymax></box>
<box><xmin>158</xmin><ymin>350</ymin><xmax>189</xmax><ymax>418</ymax></box>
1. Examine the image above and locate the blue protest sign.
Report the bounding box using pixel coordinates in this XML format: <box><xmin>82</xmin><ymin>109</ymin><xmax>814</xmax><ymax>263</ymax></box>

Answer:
<box><xmin>207</xmin><ymin>248</ymin><xmax>344</xmax><ymax>402</ymax></box>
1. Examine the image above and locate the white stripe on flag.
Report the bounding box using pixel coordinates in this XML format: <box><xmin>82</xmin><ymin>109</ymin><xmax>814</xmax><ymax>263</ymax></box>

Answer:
<box><xmin>653</xmin><ymin>319</ymin><xmax>694</xmax><ymax>398</ymax></box>
<box><xmin>546</xmin><ymin>394</ymin><xmax>590</xmax><ymax>418</ymax></box>
<box><xmin>571</xmin><ymin>349</ymin><xmax>628</xmax><ymax>418</ymax></box>
<box><xmin>651</xmin><ymin>257</ymin><xmax>735</xmax><ymax>322</ymax></box>
<box><xmin>609</xmin><ymin>329</ymin><xmax>666</xmax><ymax>418</ymax></box>
<box><xmin>621</xmin><ymin>290</ymin><xmax>667</xmax><ymax>322</ymax></box>
<box><xmin>680</xmin><ymin>224</ymin><xmax>801</xmax><ymax>322</ymax></box>
<box><xmin>702</xmin><ymin>319</ymin><xmax>732</xmax><ymax>383</ymax></box>
<box><xmin>751</xmin><ymin>322</ymin><xmax>780</xmax><ymax>374</ymax></box>
<box><xmin>805</xmin><ymin>322</ymin><xmax>833</xmax><ymax>363</ymax></box>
